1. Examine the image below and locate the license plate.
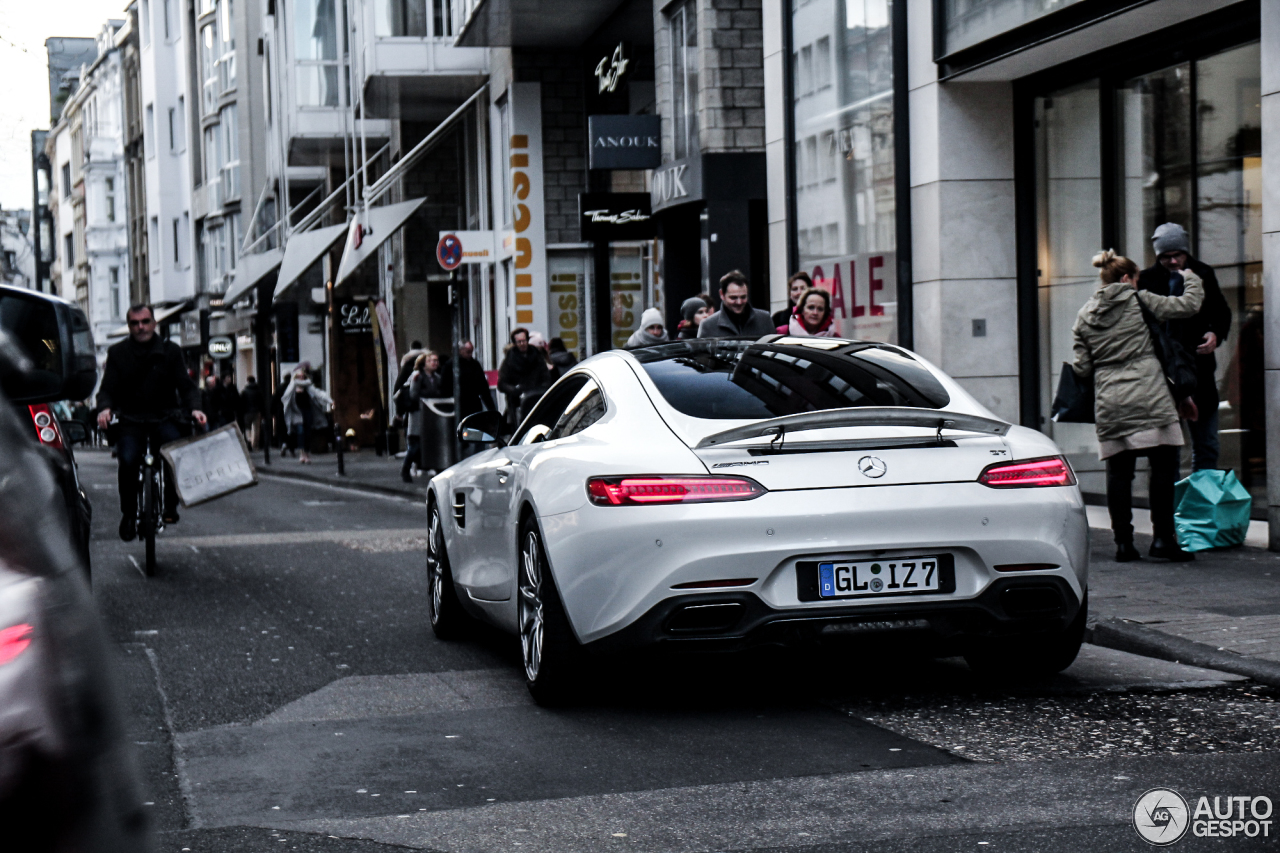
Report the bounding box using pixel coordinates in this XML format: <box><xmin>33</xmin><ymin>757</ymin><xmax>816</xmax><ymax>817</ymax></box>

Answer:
<box><xmin>818</xmin><ymin>557</ymin><xmax>941</xmax><ymax>599</ymax></box>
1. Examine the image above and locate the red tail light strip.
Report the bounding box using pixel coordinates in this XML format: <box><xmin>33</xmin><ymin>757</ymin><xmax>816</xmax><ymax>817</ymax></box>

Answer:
<box><xmin>587</xmin><ymin>476</ymin><xmax>766</xmax><ymax>506</ymax></box>
<box><xmin>978</xmin><ymin>456</ymin><xmax>1075</xmax><ymax>488</ymax></box>
<box><xmin>0</xmin><ymin>623</ymin><xmax>33</xmax><ymax>665</ymax></box>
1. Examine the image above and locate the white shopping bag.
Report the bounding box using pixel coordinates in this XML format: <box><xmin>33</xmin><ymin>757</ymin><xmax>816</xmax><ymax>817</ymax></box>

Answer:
<box><xmin>160</xmin><ymin>423</ymin><xmax>258</xmax><ymax>507</ymax></box>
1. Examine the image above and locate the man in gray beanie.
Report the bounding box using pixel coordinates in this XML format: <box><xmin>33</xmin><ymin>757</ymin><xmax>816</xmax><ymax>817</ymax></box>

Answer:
<box><xmin>1138</xmin><ymin>222</ymin><xmax>1232</xmax><ymax>471</ymax></box>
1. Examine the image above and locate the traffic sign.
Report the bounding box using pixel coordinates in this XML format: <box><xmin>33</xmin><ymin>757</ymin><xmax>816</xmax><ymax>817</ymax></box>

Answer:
<box><xmin>437</xmin><ymin>233</ymin><xmax>463</xmax><ymax>270</ymax></box>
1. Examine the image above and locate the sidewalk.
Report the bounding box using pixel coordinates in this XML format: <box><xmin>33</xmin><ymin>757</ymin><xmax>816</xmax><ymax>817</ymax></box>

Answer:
<box><xmin>251</xmin><ymin>448</ymin><xmax>427</xmax><ymax>500</ymax></box>
<box><xmin>1085</xmin><ymin>507</ymin><xmax>1280</xmax><ymax>686</ymax></box>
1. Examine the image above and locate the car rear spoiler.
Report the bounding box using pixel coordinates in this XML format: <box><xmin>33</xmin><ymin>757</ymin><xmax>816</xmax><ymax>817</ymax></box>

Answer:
<box><xmin>694</xmin><ymin>407</ymin><xmax>1010</xmax><ymax>449</ymax></box>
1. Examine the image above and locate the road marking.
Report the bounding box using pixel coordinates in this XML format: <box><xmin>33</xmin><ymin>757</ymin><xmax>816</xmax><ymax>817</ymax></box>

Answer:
<box><xmin>127</xmin><ymin>554</ymin><xmax>143</xmax><ymax>577</ymax></box>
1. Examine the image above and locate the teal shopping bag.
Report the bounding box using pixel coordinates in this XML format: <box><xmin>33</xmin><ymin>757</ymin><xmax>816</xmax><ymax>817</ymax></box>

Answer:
<box><xmin>1174</xmin><ymin>469</ymin><xmax>1253</xmax><ymax>551</ymax></box>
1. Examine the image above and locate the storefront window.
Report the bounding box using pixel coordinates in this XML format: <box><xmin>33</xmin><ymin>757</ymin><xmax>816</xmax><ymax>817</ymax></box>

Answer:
<box><xmin>1035</xmin><ymin>80</ymin><xmax>1102</xmax><ymax>485</ymax></box>
<box><xmin>942</xmin><ymin>0</ymin><xmax>1087</xmax><ymax>56</ymax></box>
<box><xmin>1036</xmin><ymin>41</ymin><xmax>1263</xmax><ymax>509</ymax></box>
<box><xmin>791</xmin><ymin>0</ymin><xmax>896</xmax><ymax>342</ymax></box>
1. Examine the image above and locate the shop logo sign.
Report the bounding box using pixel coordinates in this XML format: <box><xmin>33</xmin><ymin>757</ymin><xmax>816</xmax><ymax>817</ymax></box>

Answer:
<box><xmin>579</xmin><ymin>193</ymin><xmax>655</xmax><ymax>241</ymax></box>
<box><xmin>594</xmin><ymin>43</ymin><xmax>630</xmax><ymax>94</ymax></box>
<box><xmin>650</xmin><ymin>154</ymin><xmax>702</xmax><ymax>211</ymax></box>
<box><xmin>588</xmin><ymin>115</ymin><xmax>661</xmax><ymax>170</ymax></box>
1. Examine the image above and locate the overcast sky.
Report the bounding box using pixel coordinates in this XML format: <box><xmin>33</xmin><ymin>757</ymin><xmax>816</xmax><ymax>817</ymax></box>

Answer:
<box><xmin>0</xmin><ymin>0</ymin><xmax>129</xmax><ymax>211</ymax></box>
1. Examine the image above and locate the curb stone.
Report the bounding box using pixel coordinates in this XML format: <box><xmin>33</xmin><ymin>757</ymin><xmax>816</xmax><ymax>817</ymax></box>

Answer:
<box><xmin>256</xmin><ymin>465</ymin><xmax>426</xmax><ymax>501</ymax></box>
<box><xmin>1088</xmin><ymin>616</ymin><xmax>1280</xmax><ymax>689</ymax></box>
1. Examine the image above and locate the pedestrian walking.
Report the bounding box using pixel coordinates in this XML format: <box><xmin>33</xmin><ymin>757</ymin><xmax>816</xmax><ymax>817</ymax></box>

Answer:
<box><xmin>273</xmin><ymin>370</ymin><xmax>292</xmax><ymax>456</ymax></box>
<box><xmin>548</xmin><ymin>338</ymin><xmax>577</xmax><ymax>379</ymax></box>
<box><xmin>676</xmin><ymin>296</ymin><xmax>711</xmax><ymax>339</ymax></box>
<box><xmin>1070</xmin><ymin>249</ymin><xmax>1204</xmax><ymax>563</ymax></box>
<box><xmin>1137</xmin><ymin>223</ymin><xmax>1232</xmax><ymax>472</ymax></box>
<box><xmin>401</xmin><ymin>351</ymin><xmax>443</xmax><ymax>482</ymax></box>
<box><xmin>241</xmin><ymin>375</ymin><xmax>263</xmax><ymax>449</ymax></box>
<box><xmin>498</xmin><ymin>328</ymin><xmax>551</xmax><ymax>428</ymax></box>
<box><xmin>444</xmin><ymin>340</ymin><xmax>498</xmax><ymax>418</ymax></box>
<box><xmin>697</xmin><ymin>271</ymin><xmax>775</xmax><ymax>338</ymax></box>
<box><xmin>625</xmin><ymin>307</ymin><xmax>670</xmax><ymax>349</ymax></box>
<box><xmin>778</xmin><ymin>287</ymin><xmax>837</xmax><ymax>337</ymax></box>
<box><xmin>772</xmin><ymin>271</ymin><xmax>813</xmax><ymax>329</ymax></box>
<box><xmin>281</xmin><ymin>368</ymin><xmax>333</xmax><ymax>464</ymax></box>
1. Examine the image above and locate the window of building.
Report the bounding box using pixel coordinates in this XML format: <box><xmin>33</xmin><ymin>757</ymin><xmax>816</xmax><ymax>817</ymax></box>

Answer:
<box><xmin>64</xmin><ymin>233</ymin><xmax>74</xmax><ymax>267</ymax></box>
<box><xmin>106</xmin><ymin>177</ymin><xmax>116</xmax><ymax>222</ymax></box>
<box><xmin>149</xmin><ymin>216</ymin><xmax>160</xmax><ymax>271</ymax></box>
<box><xmin>376</xmin><ymin>0</ymin><xmax>426</xmax><ymax>36</ymax></box>
<box><xmin>61</xmin><ymin>163</ymin><xmax>71</xmax><ymax>198</ymax></box>
<box><xmin>220</xmin><ymin>104</ymin><xmax>240</xmax><ymax>201</ymax></box>
<box><xmin>141</xmin><ymin>0</ymin><xmax>151</xmax><ymax>46</ymax></box>
<box><xmin>164</xmin><ymin>0</ymin><xmax>175</xmax><ymax>39</ymax></box>
<box><xmin>172</xmin><ymin>217</ymin><xmax>181</xmax><ymax>268</ymax></box>
<box><xmin>295</xmin><ymin>0</ymin><xmax>343</xmax><ymax>107</ymax></box>
<box><xmin>145</xmin><ymin>104</ymin><xmax>155</xmax><ymax>157</ymax></box>
<box><xmin>203</xmin><ymin>123</ymin><xmax>220</xmax><ymax>191</ymax></box>
<box><xmin>942</xmin><ymin>0</ymin><xmax>1085</xmax><ymax>57</ymax></box>
<box><xmin>668</xmin><ymin>0</ymin><xmax>698</xmax><ymax>160</ymax></box>
<box><xmin>109</xmin><ymin>266</ymin><xmax>121</xmax><ymax>318</ymax></box>
<box><xmin>168</xmin><ymin>107</ymin><xmax>176</xmax><ymax>150</ymax></box>
<box><xmin>789</xmin><ymin>0</ymin><xmax>897</xmax><ymax>343</ymax></box>
<box><xmin>182</xmin><ymin>212</ymin><xmax>190</xmax><ymax>268</ymax></box>
<box><xmin>176</xmin><ymin>95</ymin><xmax>185</xmax><ymax>150</ymax></box>
<box><xmin>201</xmin><ymin>20</ymin><xmax>219</xmax><ymax>114</ymax></box>
<box><xmin>218</xmin><ymin>0</ymin><xmax>236</xmax><ymax>92</ymax></box>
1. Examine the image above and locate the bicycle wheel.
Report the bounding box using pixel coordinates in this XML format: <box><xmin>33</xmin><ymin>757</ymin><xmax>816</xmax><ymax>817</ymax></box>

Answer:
<box><xmin>143</xmin><ymin>466</ymin><xmax>157</xmax><ymax>577</ymax></box>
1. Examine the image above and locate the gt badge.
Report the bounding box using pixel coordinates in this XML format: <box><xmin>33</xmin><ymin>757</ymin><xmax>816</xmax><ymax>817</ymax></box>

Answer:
<box><xmin>858</xmin><ymin>456</ymin><xmax>887</xmax><ymax>479</ymax></box>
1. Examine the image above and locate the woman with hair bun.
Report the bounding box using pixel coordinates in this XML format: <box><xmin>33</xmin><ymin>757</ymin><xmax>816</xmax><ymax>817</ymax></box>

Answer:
<box><xmin>1071</xmin><ymin>249</ymin><xmax>1204</xmax><ymax>562</ymax></box>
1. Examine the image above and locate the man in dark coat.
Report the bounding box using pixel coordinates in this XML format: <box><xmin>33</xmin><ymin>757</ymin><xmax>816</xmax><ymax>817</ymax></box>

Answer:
<box><xmin>96</xmin><ymin>304</ymin><xmax>207</xmax><ymax>539</ymax></box>
<box><xmin>241</xmin><ymin>375</ymin><xmax>262</xmax><ymax>449</ymax></box>
<box><xmin>441</xmin><ymin>340</ymin><xmax>497</xmax><ymax>419</ymax></box>
<box><xmin>698</xmin><ymin>270</ymin><xmax>776</xmax><ymax>338</ymax></box>
<box><xmin>1138</xmin><ymin>222</ymin><xmax>1232</xmax><ymax>472</ymax></box>
<box><xmin>497</xmin><ymin>328</ymin><xmax>551</xmax><ymax>427</ymax></box>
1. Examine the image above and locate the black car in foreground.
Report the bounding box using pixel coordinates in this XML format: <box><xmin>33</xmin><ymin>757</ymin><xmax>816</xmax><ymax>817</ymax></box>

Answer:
<box><xmin>0</xmin><ymin>285</ymin><xmax>95</xmax><ymax>575</ymax></box>
<box><xmin>0</xmin><ymin>287</ymin><xmax>150</xmax><ymax>850</ymax></box>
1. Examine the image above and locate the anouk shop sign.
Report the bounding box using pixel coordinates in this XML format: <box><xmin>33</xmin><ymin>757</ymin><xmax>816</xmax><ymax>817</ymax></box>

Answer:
<box><xmin>588</xmin><ymin>115</ymin><xmax>661</xmax><ymax>170</ymax></box>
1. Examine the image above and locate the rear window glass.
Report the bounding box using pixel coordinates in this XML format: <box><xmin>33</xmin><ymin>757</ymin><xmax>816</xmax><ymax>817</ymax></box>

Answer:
<box><xmin>632</xmin><ymin>337</ymin><xmax>950</xmax><ymax>420</ymax></box>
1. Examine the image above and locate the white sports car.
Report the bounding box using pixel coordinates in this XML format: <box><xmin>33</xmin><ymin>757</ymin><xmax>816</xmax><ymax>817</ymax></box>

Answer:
<box><xmin>426</xmin><ymin>336</ymin><xmax>1089</xmax><ymax>702</ymax></box>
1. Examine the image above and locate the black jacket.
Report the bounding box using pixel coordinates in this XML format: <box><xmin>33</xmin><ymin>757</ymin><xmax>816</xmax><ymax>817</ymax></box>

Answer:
<box><xmin>441</xmin><ymin>356</ymin><xmax>497</xmax><ymax>419</ymax></box>
<box><xmin>1138</xmin><ymin>257</ymin><xmax>1232</xmax><ymax>389</ymax></box>
<box><xmin>241</xmin><ymin>381</ymin><xmax>262</xmax><ymax>415</ymax></box>
<box><xmin>96</xmin><ymin>336</ymin><xmax>200</xmax><ymax>416</ymax></box>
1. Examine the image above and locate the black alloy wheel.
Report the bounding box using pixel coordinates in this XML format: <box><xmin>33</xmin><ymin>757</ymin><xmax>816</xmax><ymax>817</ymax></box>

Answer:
<box><xmin>518</xmin><ymin>519</ymin><xmax>582</xmax><ymax>705</ymax></box>
<box><xmin>426</xmin><ymin>502</ymin><xmax>467</xmax><ymax>639</ymax></box>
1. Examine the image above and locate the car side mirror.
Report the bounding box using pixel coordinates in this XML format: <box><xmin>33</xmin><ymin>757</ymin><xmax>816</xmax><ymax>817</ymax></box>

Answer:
<box><xmin>458</xmin><ymin>410</ymin><xmax>506</xmax><ymax>446</ymax></box>
<box><xmin>0</xmin><ymin>287</ymin><xmax>97</xmax><ymax>404</ymax></box>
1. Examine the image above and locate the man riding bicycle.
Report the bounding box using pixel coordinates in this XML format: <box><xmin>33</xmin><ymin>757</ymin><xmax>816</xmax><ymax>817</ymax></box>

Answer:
<box><xmin>96</xmin><ymin>304</ymin><xmax>207</xmax><ymax>541</ymax></box>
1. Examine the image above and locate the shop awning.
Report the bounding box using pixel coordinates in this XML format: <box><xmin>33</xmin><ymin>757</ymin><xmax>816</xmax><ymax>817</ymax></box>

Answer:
<box><xmin>223</xmin><ymin>247</ymin><xmax>285</xmax><ymax>307</ymax></box>
<box><xmin>273</xmin><ymin>223</ymin><xmax>349</xmax><ymax>301</ymax></box>
<box><xmin>333</xmin><ymin>198</ymin><xmax>427</xmax><ymax>288</ymax></box>
<box><xmin>106</xmin><ymin>302</ymin><xmax>189</xmax><ymax>339</ymax></box>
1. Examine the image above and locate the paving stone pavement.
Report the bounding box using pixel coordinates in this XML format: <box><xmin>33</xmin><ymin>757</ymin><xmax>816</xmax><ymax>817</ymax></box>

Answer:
<box><xmin>1087</xmin><ymin>506</ymin><xmax>1280</xmax><ymax>665</ymax></box>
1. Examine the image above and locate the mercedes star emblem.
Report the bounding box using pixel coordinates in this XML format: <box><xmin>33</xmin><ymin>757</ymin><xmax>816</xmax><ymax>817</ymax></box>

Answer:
<box><xmin>858</xmin><ymin>456</ymin><xmax>887</xmax><ymax>478</ymax></box>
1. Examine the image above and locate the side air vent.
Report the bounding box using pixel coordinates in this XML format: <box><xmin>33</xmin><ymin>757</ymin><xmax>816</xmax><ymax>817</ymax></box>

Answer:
<box><xmin>452</xmin><ymin>492</ymin><xmax>466</xmax><ymax>528</ymax></box>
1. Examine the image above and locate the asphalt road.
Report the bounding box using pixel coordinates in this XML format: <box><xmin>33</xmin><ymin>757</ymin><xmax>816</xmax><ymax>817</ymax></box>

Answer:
<box><xmin>78</xmin><ymin>449</ymin><xmax>1280</xmax><ymax>852</ymax></box>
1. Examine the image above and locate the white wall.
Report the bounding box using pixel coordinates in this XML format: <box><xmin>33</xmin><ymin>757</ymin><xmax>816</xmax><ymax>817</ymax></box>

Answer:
<box><xmin>1262</xmin><ymin>0</ymin><xmax>1280</xmax><ymax>546</ymax></box>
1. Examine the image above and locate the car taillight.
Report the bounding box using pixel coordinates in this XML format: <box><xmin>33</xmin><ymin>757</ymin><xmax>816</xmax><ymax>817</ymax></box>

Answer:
<box><xmin>587</xmin><ymin>476</ymin><xmax>766</xmax><ymax>506</ymax></box>
<box><xmin>28</xmin><ymin>404</ymin><xmax>63</xmax><ymax>449</ymax></box>
<box><xmin>978</xmin><ymin>456</ymin><xmax>1076</xmax><ymax>488</ymax></box>
<box><xmin>0</xmin><ymin>623</ymin><xmax>33</xmax><ymax>665</ymax></box>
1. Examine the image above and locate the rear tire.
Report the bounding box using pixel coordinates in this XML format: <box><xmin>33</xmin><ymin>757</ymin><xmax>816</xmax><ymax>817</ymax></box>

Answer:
<box><xmin>964</xmin><ymin>593</ymin><xmax>1087</xmax><ymax>678</ymax></box>
<box><xmin>518</xmin><ymin>519</ymin><xmax>583</xmax><ymax>705</ymax></box>
<box><xmin>426</xmin><ymin>502</ymin><xmax>468</xmax><ymax>639</ymax></box>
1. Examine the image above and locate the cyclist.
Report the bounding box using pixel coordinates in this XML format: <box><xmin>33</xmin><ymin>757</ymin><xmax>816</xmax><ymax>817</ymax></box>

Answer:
<box><xmin>96</xmin><ymin>304</ymin><xmax>207</xmax><ymax>541</ymax></box>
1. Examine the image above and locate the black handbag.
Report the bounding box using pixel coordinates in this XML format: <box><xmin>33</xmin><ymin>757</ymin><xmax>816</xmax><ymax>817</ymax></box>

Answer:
<box><xmin>1051</xmin><ymin>362</ymin><xmax>1095</xmax><ymax>423</ymax></box>
<box><xmin>1138</xmin><ymin>302</ymin><xmax>1197</xmax><ymax>402</ymax></box>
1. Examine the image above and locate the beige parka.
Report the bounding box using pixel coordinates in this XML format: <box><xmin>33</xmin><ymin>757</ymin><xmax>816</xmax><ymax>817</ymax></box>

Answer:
<box><xmin>1070</xmin><ymin>270</ymin><xmax>1204</xmax><ymax>442</ymax></box>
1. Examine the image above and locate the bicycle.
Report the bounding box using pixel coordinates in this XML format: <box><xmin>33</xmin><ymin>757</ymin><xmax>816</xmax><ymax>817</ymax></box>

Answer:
<box><xmin>116</xmin><ymin>414</ymin><xmax>188</xmax><ymax>577</ymax></box>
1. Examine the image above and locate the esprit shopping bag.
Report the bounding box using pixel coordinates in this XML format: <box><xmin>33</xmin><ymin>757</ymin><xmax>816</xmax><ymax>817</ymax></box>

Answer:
<box><xmin>1174</xmin><ymin>469</ymin><xmax>1252</xmax><ymax>551</ymax></box>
